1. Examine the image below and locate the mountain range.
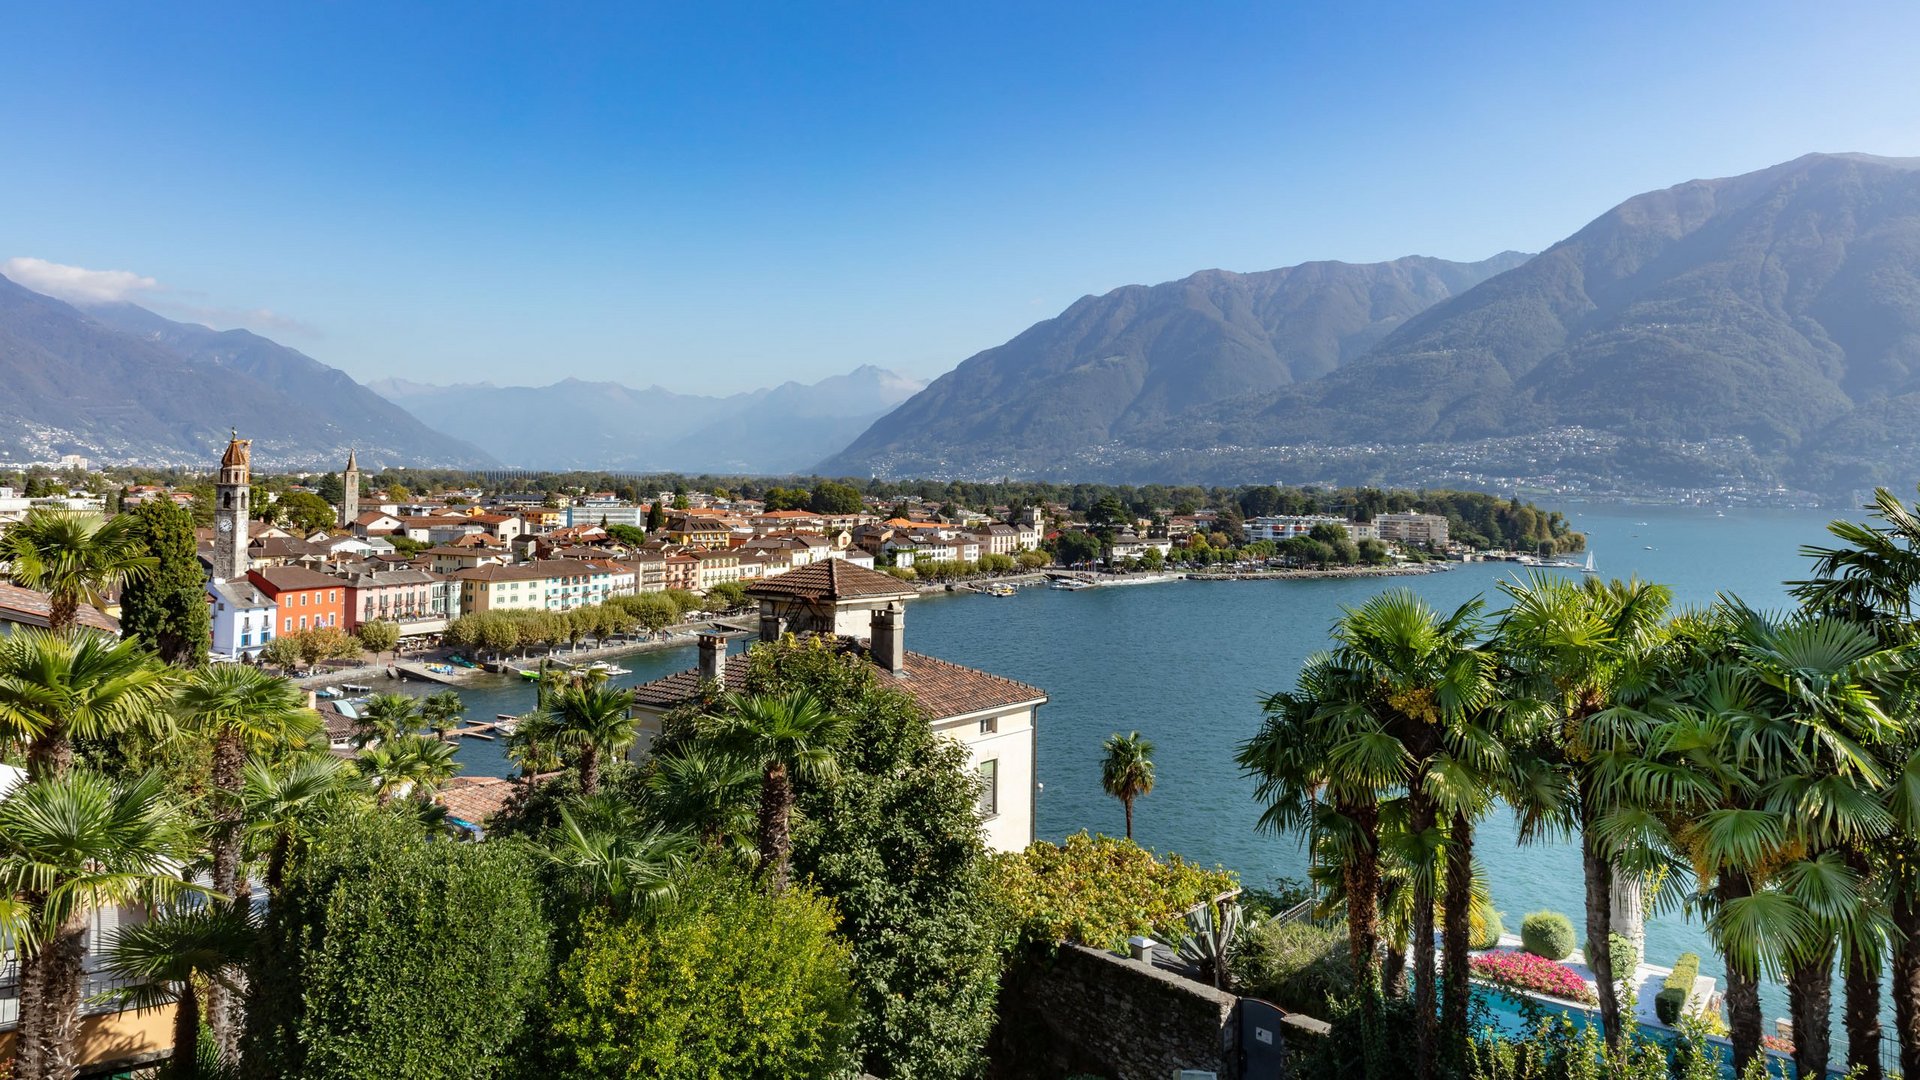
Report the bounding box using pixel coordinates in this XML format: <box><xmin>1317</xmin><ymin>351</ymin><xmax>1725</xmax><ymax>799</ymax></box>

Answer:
<box><xmin>0</xmin><ymin>275</ymin><xmax>492</xmax><ymax>469</ymax></box>
<box><xmin>825</xmin><ymin>153</ymin><xmax>1920</xmax><ymax>494</ymax></box>
<box><xmin>371</xmin><ymin>366</ymin><xmax>924</xmax><ymax>474</ymax></box>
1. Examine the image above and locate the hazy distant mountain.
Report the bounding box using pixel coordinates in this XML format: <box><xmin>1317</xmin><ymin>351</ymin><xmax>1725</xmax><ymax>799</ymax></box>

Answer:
<box><xmin>1178</xmin><ymin>153</ymin><xmax>1920</xmax><ymax>489</ymax></box>
<box><xmin>0</xmin><ymin>274</ymin><xmax>493</xmax><ymax>468</ymax></box>
<box><xmin>825</xmin><ymin>153</ymin><xmax>1920</xmax><ymax>494</ymax></box>
<box><xmin>373</xmin><ymin>365</ymin><xmax>924</xmax><ymax>474</ymax></box>
<box><xmin>820</xmin><ymin>252</ymin><xmax>1531</xmax><ymax>477</ymax></box>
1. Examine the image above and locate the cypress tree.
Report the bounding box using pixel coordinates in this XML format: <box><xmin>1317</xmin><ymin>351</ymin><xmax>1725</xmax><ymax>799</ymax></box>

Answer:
<box><xmin>119</xmin><ymin>499</ymin><xmax>213</xmax><ymax>666</ymax></box>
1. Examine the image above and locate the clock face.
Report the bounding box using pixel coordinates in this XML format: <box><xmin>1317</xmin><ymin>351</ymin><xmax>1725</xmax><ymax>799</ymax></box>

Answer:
<box><xmin>217</xmin><ymin>517</ymin><xmax>233</xmax><ymax>533</ymax></box>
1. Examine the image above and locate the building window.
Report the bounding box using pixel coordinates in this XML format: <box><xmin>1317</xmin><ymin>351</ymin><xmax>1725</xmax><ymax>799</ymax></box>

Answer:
<box><xmin>284</xmin><ymin>618</ymin><xmax>292</xmax><ymax>633</ymax></box>
<box><xmin>979</xmin><ymin>715</ymin><xmax>997</xmax><ymax>735</ymax></box>
<box><xmin>977</xmin><ymin>760</ymin><xmax>998</xmax><ymax>817</ymax></box>
<box><xmin>300</xmin><ymin>594</ymin><xmax>308</xmax><ymax>607</ymax></box>
<box><xmin>299</xmin><ymin>616</ymin><xmax>307</xmax><ymax>630</ymax></box>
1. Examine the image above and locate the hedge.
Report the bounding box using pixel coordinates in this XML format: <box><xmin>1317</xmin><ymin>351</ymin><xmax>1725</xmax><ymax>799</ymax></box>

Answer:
<box><xmin>1657</xmin><ymin>952</ymin><xmax>1701</xmax><ymax>1025</ymax></box>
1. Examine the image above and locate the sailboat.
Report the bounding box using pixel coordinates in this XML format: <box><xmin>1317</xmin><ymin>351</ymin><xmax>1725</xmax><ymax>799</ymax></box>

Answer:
<box><xmin>1581</xmin><ymin>550</ymin><xmax>1597</xmax><ymax>575</ymax></box>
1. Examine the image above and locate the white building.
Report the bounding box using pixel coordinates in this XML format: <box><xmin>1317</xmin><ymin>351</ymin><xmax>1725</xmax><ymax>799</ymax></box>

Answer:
<box><xmin>1242</xmin><ymin>515</ymin><xmax>1365</xmax><ymax>543</ymax></box>
<box><xmin>1375</xmin><ymin>512</ymin><xmax>1451</xmax><ymax>547</ymax></box>
<box><xmin>628</xmin><ymin>561</ymin><xmax>1046</xmax><ymax>853</ymax></box>
<box><xmin>207</xmin><ymin>579</ymin><xmax>278</xmax><ymax>660</ymax></box>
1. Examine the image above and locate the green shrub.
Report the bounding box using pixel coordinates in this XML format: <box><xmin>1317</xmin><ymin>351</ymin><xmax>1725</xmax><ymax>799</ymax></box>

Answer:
<box><xmin>1229</xmin><ymin>917</ymin><xmax>1353</xmax><ymax>1016</ymax></box>
<box><xmin>1519</xmin><ymin>910</ymin><xmax>1575</xmax><ymax>960</ymax></box>
<box><xmin>1657</xmin><ymin>952</ymin><xmax>1701</xmax><ymax>1024</ymax></box>
<box><xmin>545</xmin><ymin>861</ymin><xmax>858</xmax><ymax>1079</ymax></box>
<box><xmin>244</xmin><ymin>807</ymin><xmax>551</xmax><ymax>1079</ymax></box>
<box><xmin>1589</xmin><ymin>932</ymin><xmax>1639</xmax><ymax>986</ymax></box>
<box><xmin>1470</xmin><ymin>906</ymin><xmax>1504</xmax><ymax>951</ymax></box>
<box><xmin>992</xmin><ymin>831</ymin><xmax>1238</xmax><ymax>950</ymax></box>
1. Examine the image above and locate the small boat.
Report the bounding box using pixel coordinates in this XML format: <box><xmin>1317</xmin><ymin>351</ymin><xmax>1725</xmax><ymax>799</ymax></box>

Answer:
<box><xmin>520</xmin><ymin>669</ymin><xmax>541</xmax><ymax>681</ymax></box>
<box><xmin>342</xmin><ymin>683</ymin><xmax>372</xmax><ymax>693</ymax></box>
<box><xmin>1643</xmin><ymin>545</ymin><xmax>1655</xmax><ymax>550</ymax></box>
<box><xmin>986</xmin><ymin>583</ymin><xmax>1017</xmax><ymax>597</ymax></box>
<box><xmin>494</xmin><ymin>715</ymin><xmax>520</xmax><ymax>735</ymax></box>
<box><xmin>1581</xmin><ymin>551</ymin><xmax>1597</xmax><ymax>575</ymax></box>
<box><xmin>316</xmin><ymin>687</ymin><xmax>344</xmax><ymax>699</ymax></box>
<box><xmin>587</xmin><ymin>661</ymin><xmax>632</xmax><ymax>676</ymax></box>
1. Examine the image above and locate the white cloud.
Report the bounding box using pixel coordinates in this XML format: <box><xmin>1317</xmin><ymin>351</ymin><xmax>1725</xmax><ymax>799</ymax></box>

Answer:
<box><xmin>1</xmin><ymin>256</ymin><xmax>161</xmax><ymax>305</ymax></box>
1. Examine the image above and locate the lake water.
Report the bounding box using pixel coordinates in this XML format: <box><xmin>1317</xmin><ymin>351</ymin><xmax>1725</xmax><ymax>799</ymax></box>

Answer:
<box><xmin>413</xmin><ymin>502</ymin><xmax>1864</xmax><ymax>1037</ymax></box>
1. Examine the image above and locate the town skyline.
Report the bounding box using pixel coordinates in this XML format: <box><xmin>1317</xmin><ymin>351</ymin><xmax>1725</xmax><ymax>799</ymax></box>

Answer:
<box><xmin>6</xmin><ymin>2</ymin><xmax>1918</xmax><ymax>394</ymax></box>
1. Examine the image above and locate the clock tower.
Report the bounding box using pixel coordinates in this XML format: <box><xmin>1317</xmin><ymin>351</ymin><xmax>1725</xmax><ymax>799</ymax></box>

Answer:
<box><xmin>212</xmin><ymin>431</ymin><xmax>251</xmax><ymax>583</ymax></box>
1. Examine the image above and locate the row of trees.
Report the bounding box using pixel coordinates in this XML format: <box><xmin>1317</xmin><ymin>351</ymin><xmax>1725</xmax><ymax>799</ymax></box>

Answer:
<box><xmin>1239</xmin><ymin>487</ymin><xmax>1920</xmax><ymax>1080</ymax></box>
<box><xmin>440</xmin><ymin>590</ymin><xmax>719</xmax><ymax>659</ymax></box>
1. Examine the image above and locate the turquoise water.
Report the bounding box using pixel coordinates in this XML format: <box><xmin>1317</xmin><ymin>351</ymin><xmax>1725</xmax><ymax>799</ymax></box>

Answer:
<box><xmin>412</xmin><ymin>503</ymin><xmax>1865</xmax><ymax>1045</ymax></box>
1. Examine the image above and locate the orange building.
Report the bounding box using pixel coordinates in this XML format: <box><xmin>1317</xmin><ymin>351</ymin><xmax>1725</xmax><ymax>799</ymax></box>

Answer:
<box><xmin>249</xmin><ymin>565</ymin><xmax>348</xmax><ymax>637</ymax></box>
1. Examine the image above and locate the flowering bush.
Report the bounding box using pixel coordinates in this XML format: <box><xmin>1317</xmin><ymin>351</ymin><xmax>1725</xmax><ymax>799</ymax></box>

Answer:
<box><xmin>1470</xmin><ymin>948</ymin><xmax>1597</xmax><ymax>1005</ymax></box>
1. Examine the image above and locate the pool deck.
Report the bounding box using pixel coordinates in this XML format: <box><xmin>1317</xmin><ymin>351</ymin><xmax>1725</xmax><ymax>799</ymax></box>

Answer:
<box><xmin>1482</xmin><ymin>933</ymin><xmax>1717</xmax><ymax>1032</ymax></box>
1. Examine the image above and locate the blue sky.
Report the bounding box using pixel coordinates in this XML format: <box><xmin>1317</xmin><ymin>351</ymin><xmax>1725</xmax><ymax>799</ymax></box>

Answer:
<box><xmin>4</xmin><ymin>1</ymin><xmax>1918</xmax><ymax>393</ymax></box>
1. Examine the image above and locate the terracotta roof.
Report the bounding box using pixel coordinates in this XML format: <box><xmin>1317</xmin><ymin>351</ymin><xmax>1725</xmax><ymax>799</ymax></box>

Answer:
<box><xmin>435</xmin><ymin>775</ymin><xmax>520</xmax><ymax>824</ymax></box>
<box><xmin>248</xmin><ymin>565</ymin><xmax>343</xmax><ymax>592</ymax></box>
<box><xmin>744</xmin><ymin>560</ymin><xmax>916</xmax><ymax>603</ymax></box>
<box><xmin>0</xmin><ymin>584</ymin><xmax>119</xmax><ymax>633</ymax></box>
<box><xmin>630</xmin><ymin>638</ymin><xmax>1046</xmax><ymax>721</ymax></box>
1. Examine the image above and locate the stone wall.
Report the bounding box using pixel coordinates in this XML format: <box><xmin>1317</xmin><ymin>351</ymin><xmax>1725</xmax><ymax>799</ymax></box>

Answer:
<box><xmin>991</xmin><ymin>944</ymin><xmax>1240</xmax><ymax>1080</ymax></box>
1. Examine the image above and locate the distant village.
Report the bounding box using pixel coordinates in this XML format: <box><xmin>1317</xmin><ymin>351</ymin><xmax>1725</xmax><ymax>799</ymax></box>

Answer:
<box><xmin>0</xmin><ymin>435</ymin><xmax>1495</xmax><ymax>660</ymax></box>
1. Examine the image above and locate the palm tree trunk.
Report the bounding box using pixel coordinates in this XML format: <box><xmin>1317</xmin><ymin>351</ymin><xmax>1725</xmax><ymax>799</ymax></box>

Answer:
<box><xmin>579</xmin><ymin>746</ymin><xmax>601</xmax><ymax>796</ymax></box>
<box><xmin>759</xmin><ymin>761</ymin><xmax>793</xmax><ymax>893</ymax></box>
<box><xmin>1410</xmin><ymin>790</ymin><xmax>1437</xmax><ymax>1080</ymax></box>
<box><xmin>1788</xmin><ymin>943</ymin><xmax>1835</xmax><ymax>1079</ymax></box>
<box><xmin>1845</xmin><ymin>945</ymin><xmax>1885</xmax><ymax>1080</ymax></box>
<box><xmin>1123</xmin><ymin>796</ymin><xmax>1134</xmax><ymax>840</ymax></box>
<box><xmin>1382</xmin><ymin>940</ymin><xmax>1407</xmax><ymax>997</ymax></box>
<box><xmin>12</xmin><ymin>912</ymin><xmax>89</xmax><ymax>1080</ymax></box>
<box><xmin>1893</xmin><ymin>890</ymin><xmax>1920</xmax><ymax>1080</ymax></box>
<box><xmin>24</xmin><ymin>733</ymin><xmax>74</xmax><ymax>781</ymax></box>
<box><xmin>1441</xmin><ymin>808</ymin><xmax>1473</xmax><ymax>1068</ymax></box>
<box><xmin>1341</xmin><ymin>799</ymin><xmax>1382</xmax><ymax>1025</ymax></box>
<box><xmin>49</xmin><ymin>593</ymin><xmax>76</xmax><ymax>634</ymax></box>
<box><xmin>1581</xmin><ymin>807</ymin><xmax>1622</xmax><ymax>1054</ymax></box>
<box><xmin>1721</xmin><ymin>869</ymin><xmax>1765</xmax><ymax>1075</ymax></box>
<box><xmin>205</xmin><ymin>730</ymin><xmax>247</xmax><ymax>1061</ymax></box>
<box><xmin>173</xmin><ymin>981</ymin><xmax>202</xmax><ymax>1078</ymax></box>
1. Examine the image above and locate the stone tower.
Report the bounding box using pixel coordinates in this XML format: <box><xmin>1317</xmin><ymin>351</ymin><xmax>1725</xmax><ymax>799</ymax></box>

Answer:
<box><xmin>340</xmin><ymin>448</ymin><xmax>361</xmax><ymax>528</ymax></box>
<box><xmin>212</xmin><ymin>431</ymin><xmax>251</xmax><ymax>583</ymax></box>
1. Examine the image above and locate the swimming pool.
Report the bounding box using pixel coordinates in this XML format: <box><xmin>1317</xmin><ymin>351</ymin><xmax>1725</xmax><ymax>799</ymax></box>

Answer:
<box><xmin>1470</xmin><ymin>985</ymin><xmax>1806</xmax><ymax>1079</ymax></box>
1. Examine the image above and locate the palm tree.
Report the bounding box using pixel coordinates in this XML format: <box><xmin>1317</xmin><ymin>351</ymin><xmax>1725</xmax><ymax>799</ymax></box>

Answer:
<box><xmin>0</xmin><ymin>627</ymin><xmax>176</xmax><ymax>779</ymax></box>
<box><xmin>173</xmin><ymin>664</ymin><xmax>317</xmax><ymax>1057</ymax></box>
<box><xmin>701</xmin><ymin>690</ymin><xmax>847</xmax><ymax>892</ymax></box>
<box><xmin>548</xmin><ymin>682</ymin><xmax>639</xmax><ymax>796</ymax></box>
<box><xmin>1496</xmin><ymin>573</ymin><xmax>1671</xmax><ymax>1054</ymax></box>
<box><xmin>1238</xmin><ymin>650</ymin><xmax>1397</xmax><ymax>1031</ymax></box>
<box><xmin>93</xmin><ymin>904</ymin><xmax>257</xmax><ymax>1078</ymax></box>
<box><xmin>504</xmin><ymin>709</ymin><xmax>563</xmax><ymax>791</ymax></box>
<box><xmin>545</xmin><ymin>801</ymin><xmax>693</xmax><ymax>916</ymax></box>
<box><xmin>241</xmin><ymin>754</ymin><xmax>351</xmax><ymax>898</ymax></box>
<box><xmin>419</xmin><ymin>689</ymin><xmax>465</xmax><ymax>741</ymax></box>
<box><xmin>647</xmin><ymin>745</ymin><xmax>761</xmax><ymax>855</ymax></box>
<box><xmin>1100</xmin><ymin>731</ymin><xmax>1156</xmax><ymax>839</ymax></box>
<box><xmin>0</xmin><ymin>507</ymin><xmax>156</xmax><ymax>633</ymax></box>
<box><xmin>357</xmin><ymin>734</ymin><xmax>458</xmax><ymax>805</ymax></box>
<box><xmin>353</xmin><ymin>691</ymin><xmax>418</xmax><ymax>748</ymax></box>
<box><xmin>0</xmin><ymin>769</ymin><xmax>200</xmax><ymax>1080</ymax></box>
<box><xmin>1793</xmin><ymin>486</ymin><xmax>1920</xmax><ymax>1078</ymax></box>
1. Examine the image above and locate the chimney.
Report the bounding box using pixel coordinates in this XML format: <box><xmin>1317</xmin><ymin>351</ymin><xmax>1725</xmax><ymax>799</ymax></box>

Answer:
<box><xmin>696</xmin><ymin>633</ymin><xmax>726</xmax><ymax>683</ymax></box>
<box><xmin>759</xmin><ymin>611</ymin><xmax>787</xmax><ymax>643</ymax></box>
<box><xmin>870</xmin><ymin>603</ymin><xmax>905</xmax><ymax>674</ymax></box>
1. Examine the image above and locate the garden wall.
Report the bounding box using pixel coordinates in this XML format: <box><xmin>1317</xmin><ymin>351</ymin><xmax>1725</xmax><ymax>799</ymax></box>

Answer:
<box><xmin>990</xmin><ymin>944</ymin><xmax>1241</xmax><ymax>1080</ymax></box>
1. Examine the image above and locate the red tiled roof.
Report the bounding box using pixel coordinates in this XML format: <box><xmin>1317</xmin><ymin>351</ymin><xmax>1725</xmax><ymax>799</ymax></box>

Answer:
<box><xmin>629</xmin><ymin>638</ymin><xmax>1046</xmax><ymax>721</ymax></box>
<box><xmin>0</xmin><ymin>584</ymin><xmax>119</xmax><ymax>633</ymax></box>
<box><xmin>436</xmin><ymin>776</ymin><xmax>521</xmax><ymax>824</ymax></box>
<box><xmin>744</xmin><ymin>560</ymin><xmax>915</xmax><ymax>603</ymax></box>
<box><xmin>248</xmin><ymin>565</ymin><xmax>343</xmax><ymax>592</ymax></box>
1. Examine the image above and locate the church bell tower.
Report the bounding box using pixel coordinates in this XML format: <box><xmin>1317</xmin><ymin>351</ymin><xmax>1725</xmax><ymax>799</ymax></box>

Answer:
<box><xmin>341</xmin><ymin>448</ymin><xmax>361</xmax><ymax>528</ymax></box>
<box><xmin>213</xmin><ymin>431</ymin><xmax>251</xmax><ymax>583</ymax></box>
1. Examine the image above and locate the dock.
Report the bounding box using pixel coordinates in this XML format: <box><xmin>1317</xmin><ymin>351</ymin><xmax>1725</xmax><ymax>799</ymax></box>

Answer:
<box><xmin>442</xmin><ymin>721</ymin><xmax>506</xmax><ymax>740</ymax></box>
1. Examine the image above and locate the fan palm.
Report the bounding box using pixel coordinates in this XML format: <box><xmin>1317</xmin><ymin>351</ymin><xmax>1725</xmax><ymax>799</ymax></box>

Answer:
<box><xmin>93</xmin><ymin>904</ymin><xmax>257</xmax><ymax>1078</ymax></box>
<box><xmin>0</xmin><ymin>627</ymin><xmax>176</xmax><ymax>779</ymax></box>
<box><xmin>1792</xmin><ymin>485</ymin><xmax>1920</xmax><ymax>1078</ymax></box>
<box><xmin>1495</xmin><ymin>573</ymin><xmax>1671</xmax><ymax>1053</ymax></box>
<box><xmin>504</xmin><ymin>709</ymin><xmax>563</xmax><ymax>790</ymax></box>
<box><xmin>1237</xmin><ymin>650</ymin><xmax>1397</xmax><ymax>1031</ymax></box>
<box><xmin>0</xmin><ymin>507</ymin><xmax>156</xmax><ymax>633</ymax></box>
<box><xmin>545</xmin><ymin>801</ymin><xmax>693</xmax><ymax>916</ymax></box>
<box><xmin>241</xmin><ymin>753</ymin><xmax>352</xmax><ymax>898</ymax></box>
<box><xmin>1100</xmin><ymin>730</ymin><xmax>1156</xmax><ymax>839</ymax></box>
<box><xmin>647</xmin><ymin>745</ymin><xmax>760</xmax><ymax>855</ymax></box>
<box><xmin>419</xmin><ymin>690</ymin><xmax>465</xmax><ymax>741</ymax></box>
<box><xmin>357</xmin><ymin>734</ymin><xmax>458</xmax><ymax>805</ymax></box>
<box><xmin>353</xmin><ymin>692</ymin><xmax>419</xmax><ymax>748</ymax></box>
<box><xmin>701</xmin><ymin>690</ymin><xmax>847</xmax><ymax>892</ymax></box>
<box><xmin>0</xmin><ymin>769</ymin><xmax>200</xmax><ymax>1080</ymax></box>
<box><xmin>548</xmin><ymin>682</ymin><xmax>639</xmax><ymax>796</ymax></box>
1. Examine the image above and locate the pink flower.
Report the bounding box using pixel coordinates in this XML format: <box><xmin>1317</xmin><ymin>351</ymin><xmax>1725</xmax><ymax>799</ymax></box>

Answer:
<box><xmin>1469</xmin><ymin>950</ymin><xmax>1597</xmax><ymax>1005</ymax></box>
